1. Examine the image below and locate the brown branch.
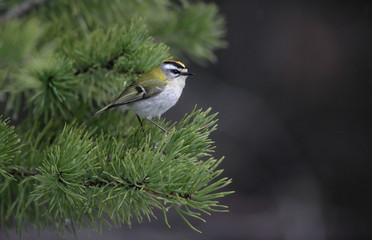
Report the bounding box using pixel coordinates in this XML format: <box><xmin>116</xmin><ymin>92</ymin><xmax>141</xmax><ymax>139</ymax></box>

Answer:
<box><xmin>7</xmin><ymin>168</ymin><xmax>194</xmax><ymax>200</ymax></box>
<box><xmin>8</xmin><ymin>168</ymin><xmax>40</xmax><ymax>177</ymax></box>
<box><xmin>142</xmin><ymin>185</ymin><xmax>161</xmax><ymax>196</ymax></box>
<box><xmin>0</xmin><ymin>0</ymin><xmax>52</xmax><ymax>21</ymax></box>
<box><xmin>85</xmin><ymin>177</ymin><xmax>194</xmax><ymax>199</ymax></box>
<box><xmin>74</xmin><ymin>62</ymin><xmax>143</xmax><ymax>75</ymax></box>
<box><xmin>198</xmin><ymin>120</ymin><xmax>216</xmax><ymax>131</ymax></box>
<box><xmin>176</xmin><ymin>114</ymin><xmax>191</xmax><ymax>131</ymax></box>
<box><xmin>74</xmin><ymin>52</ymin><xmax>144</xmax><ymax>76</ymax></box>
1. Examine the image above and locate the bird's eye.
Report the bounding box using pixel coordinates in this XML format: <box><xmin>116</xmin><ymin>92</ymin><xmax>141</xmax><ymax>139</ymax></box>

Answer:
<box><xmin>170</xmin><ymin>69</ymin><xmax>180</xmax><ymax>75</ymax></box>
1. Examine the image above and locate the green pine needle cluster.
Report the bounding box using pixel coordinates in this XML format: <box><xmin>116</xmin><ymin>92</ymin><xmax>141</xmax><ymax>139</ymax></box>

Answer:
<box><xmin>0</xmin><ymin>0</ymin><xmax>232</xmax><ymax>237</ymax></box>
<box><xmin>1</xmin><ymin>109</ymin><xmax>233</xmax><ymax>235</ymax></box>
<box><xmin>0</xmin><ymin>117</ymin><xmax>21</xmax><ymax>179</ymax></box>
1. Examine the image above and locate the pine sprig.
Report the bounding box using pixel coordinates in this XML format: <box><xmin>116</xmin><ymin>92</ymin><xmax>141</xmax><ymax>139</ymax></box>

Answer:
<box><xmin>0</xmin><ymin>117</ymin><xmax>21</xmax><ymax>179</ymax></box>
<box><xmin>0</xmin><ymin>109</ymin><xmax>233</xmax><ymax>235</ymax></box>
<box><xmin>153</xmin><ymin>2</ymin><xmax>227</xmax><ymax>64</ymax></box>
<box><xmin>0</xmin><ymin>0</ymin><xmax>232</xmax><ymax>237</ymax></box>
<box><xmin>68</xmin><ymin>20</ymin><xmax>171</xmax><ymax>77</ymax></box>
<box><xmin>4</xmin><ymin>21</ymin><xmax>171</xmax><ymax>126</ymax></box>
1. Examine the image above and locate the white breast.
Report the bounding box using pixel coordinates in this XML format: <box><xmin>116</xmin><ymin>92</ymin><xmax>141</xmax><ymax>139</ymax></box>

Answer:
<box><xmin>129</xmin><ymin>78</ymin><xmax>186</xmax><ymax>119</ymax></box>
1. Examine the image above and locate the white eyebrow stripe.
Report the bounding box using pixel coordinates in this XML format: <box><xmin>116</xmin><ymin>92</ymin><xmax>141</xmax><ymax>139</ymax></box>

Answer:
<box><xmin>164</xmin><ymin>64</ymin><xmax>180</xmax><ymax>70</ymax></box>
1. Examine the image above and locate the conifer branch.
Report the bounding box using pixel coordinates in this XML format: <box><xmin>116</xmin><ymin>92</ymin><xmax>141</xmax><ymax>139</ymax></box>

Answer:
<box><xmin>6</xmin><ymin>169</ymin><xmax>197</xmax><ymax>201</ymax></box>
<box><xmin>74</xmin><ymin>53</ymin><xmax>144</xmax><ymax>75</ymax></box>
<box><xmin>84</xmin><ymin>177</ymin><xmax>195</xmax><ymax>200</ymax></box>
<box><xmin>0</xmin><ymin>0</ymin><xmax>51</xmax><ymax>21</ymax></box>
<box><xmin>73</xmin><ymin>52</ymin><xmax>123</xmax><ymax>75</ymax></box>
<box><xmin>0</xmin><ymin>1</ymin><xmax>231</xmax><ymax>236</ymax></box>
<box><xmin>7</xmin><ymin>168</ymin><xmax>40</xmax><ymax>178</ymax></box>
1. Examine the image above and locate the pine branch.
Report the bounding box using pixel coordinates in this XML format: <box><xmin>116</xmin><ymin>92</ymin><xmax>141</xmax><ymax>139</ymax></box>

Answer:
<box><xmin>0</xmin><ymin>0</ymin><xmax>51</xmax><ymax>21</ymax></box>
<box><xmin>0</xmin><ymin>109</ymin><xmax>233</xmax><ymax>236</ymax></box>
<box><xmin>7</xmin><ymin>168</ymin><xmax>39</xmax><ymax>178</ymax></box>
<box><xmin>73</xmin><ymin>51</ymin><xmax>145</xmax><ymax>75</ymax></box>
<box><xmin>4</xmin><ymin>169</ymin><xmax>195</xmax><ymax>201</ymax></box>
<box><xmin>0</xmin><ymin>0</ymin><xmax>232</xmax><ymax>237</ymax></box>
<box><xmin>84</xmin><ymin>177</ymin><xmax>195</xmax><ymax>200</ymax></box>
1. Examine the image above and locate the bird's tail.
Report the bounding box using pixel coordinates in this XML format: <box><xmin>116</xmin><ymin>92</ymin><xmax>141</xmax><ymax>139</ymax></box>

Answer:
<box><xmin>90</xmin><ymin>104</ymin><xmax>112</xmax><ymax>118</ymax></box>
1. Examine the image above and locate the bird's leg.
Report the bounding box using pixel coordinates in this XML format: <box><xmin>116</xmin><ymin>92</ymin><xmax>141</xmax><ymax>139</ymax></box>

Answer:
<box><xmin>136</xmin><ymin>114</ymin><xmax>147</xmax><ymax>135</ymax></box>
<box><xmin>146</xmin><ymin>117</ymin><xmax>170</xmax><ymax>134</ymax></box>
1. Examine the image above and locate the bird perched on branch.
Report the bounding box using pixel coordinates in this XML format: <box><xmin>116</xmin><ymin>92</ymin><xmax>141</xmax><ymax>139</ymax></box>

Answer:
<box><xmin>92</xmin><ymin>60</ymin><xmax>194</xmax><ymax>133</ymax></box>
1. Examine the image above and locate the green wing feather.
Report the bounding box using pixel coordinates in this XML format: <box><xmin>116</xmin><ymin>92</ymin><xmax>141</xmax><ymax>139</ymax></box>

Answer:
<box><xmin>113</xmin><ymin>79</ymin><xmax>167</xmax><ymax>104</ymax></box>
<box><xmin>92</xmin><ymin>78</ymin><xmax>167</xmax><ymax>117</ymax></box>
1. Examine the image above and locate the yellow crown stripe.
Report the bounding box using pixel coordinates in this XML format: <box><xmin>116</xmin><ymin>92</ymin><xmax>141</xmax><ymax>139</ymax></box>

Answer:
<box><xmin>164</xmin><ymin>60</ymin><xmax>186</xmax><ymax>68</ymax></box>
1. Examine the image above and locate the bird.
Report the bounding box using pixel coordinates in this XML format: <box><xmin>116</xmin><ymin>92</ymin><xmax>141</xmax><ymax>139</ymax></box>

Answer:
<box><xmin>92</xmin><ymin>60</ymin><xmax>194</xmax><ymax>133</ymax></box>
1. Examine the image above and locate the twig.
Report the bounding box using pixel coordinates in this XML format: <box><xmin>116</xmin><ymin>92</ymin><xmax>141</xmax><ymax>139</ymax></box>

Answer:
<box><xmin>7</xmin><ymin>168</ymin><xmax>194</xmax><ymax>200</ymax></box>
<box><xmin>198</xmin><ymin>120</ymin><xmax>215</xmax><ymax>131</ymax></box>
<box><xmin>85</xmin><ymin>177</ymin><xmax>194</xmax><ymax>199</ymax></box>
<box><xmin>8</xmin><ymin>168</ymin><xmax>40</xmax><ymax>177</ymax></box>
<box><xmin>176</xmin><ymin>114</ymin><xmax>191</xmax><ymax>131</ymax></box>
<box><xmin>74</xmin><ymin>52</ymin><xmax>144</xmax><ymax>75</ymax></box>
<box><xmin>0</xmin><ymin>0</ymin><xmax>52</xmax><ymax>21</ymax></box>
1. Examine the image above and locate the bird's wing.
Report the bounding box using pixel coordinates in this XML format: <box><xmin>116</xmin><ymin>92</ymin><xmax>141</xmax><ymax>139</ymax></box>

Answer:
<box><xmin>91</xmin><ymin>79</ymin><xmax>166</xmax><ymax>117</ymax></box>
<box><xmin>112</xmin><ymin>79</ymin><xmax>166</xmax><ymax>106</ymax></box>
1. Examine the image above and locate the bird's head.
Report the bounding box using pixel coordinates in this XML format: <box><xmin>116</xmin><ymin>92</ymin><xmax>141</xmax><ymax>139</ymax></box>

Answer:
<box><xmin>138</xmin><ymin>60</ymin><xmax>194</xmax><ymax>83</ymax></box>
<box><xmin>160</xmin><ymin>60</ymin><xmax>194</xmax><ymax>81</ymax></box>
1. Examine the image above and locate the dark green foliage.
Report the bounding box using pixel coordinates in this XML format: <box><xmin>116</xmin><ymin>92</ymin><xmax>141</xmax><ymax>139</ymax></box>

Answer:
<box><xmin>154</xmin><ymin>2</ymin><xmax>227</xmax><ymax>64</ymax></box>
<box><xmin>0</xmin><ymin>0</ymin><xmax>232</xmax><ymax>237</ymax></box>
<box><xmin>0</xmin><ymin>109</ymin><xmax>232</xmax><ymax>235</ymax></box>
<box><xmin>0</xmin><ymin>117</ymin><xmax>21</xmax><ymax>178</ymax></box>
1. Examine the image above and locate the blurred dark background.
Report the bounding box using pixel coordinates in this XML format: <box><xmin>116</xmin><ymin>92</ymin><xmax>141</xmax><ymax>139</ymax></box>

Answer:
<box><xmin>172</xmin><ymin>1</ymin><xmax>372</xmax><ymax>239</ymax></box>
<box><xmin>3</xmin><ymin>1</ymin><xmax>372</xmax><ymax>239</ymax></box>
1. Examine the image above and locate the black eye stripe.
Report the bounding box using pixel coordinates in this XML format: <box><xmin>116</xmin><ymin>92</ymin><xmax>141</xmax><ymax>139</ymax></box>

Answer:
<box><xmin>170</xmin><ymin>69</ymin><xmax>180</xmax><ymax>74</ymax></box>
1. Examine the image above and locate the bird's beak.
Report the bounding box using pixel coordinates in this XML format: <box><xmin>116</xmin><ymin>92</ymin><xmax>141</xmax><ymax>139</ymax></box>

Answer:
<box><xmin>181</xmin><ymin>72</ymin><xmax>194</xmax><ymax>76</ymax></box>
